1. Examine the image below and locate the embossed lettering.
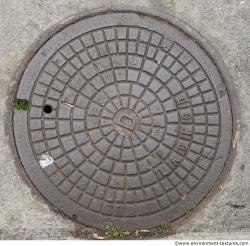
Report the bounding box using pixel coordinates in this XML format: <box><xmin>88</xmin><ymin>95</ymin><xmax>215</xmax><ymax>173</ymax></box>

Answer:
<box><xmin>181</xmin><ymin>113</ymin><xmax>192</xmax><ymax>121</ymax></box>
<box><xmin>180</xmin><ymin>127</ymin><xmax>192</xmax><ymax>140</ymax></box>
<box><xmin>176</xmin><ymin>143</ymin><xmax>188</xmax><ymax>155</ymax></box>
<box><xmin>180</xmin><ymin>127</ymin><xmax>191</xmax><ymax>135</ymax></box>
<box><xmin>177</xmin><ymin>97</ymin><xmax>189</xmax><ymax>105</ymax></box>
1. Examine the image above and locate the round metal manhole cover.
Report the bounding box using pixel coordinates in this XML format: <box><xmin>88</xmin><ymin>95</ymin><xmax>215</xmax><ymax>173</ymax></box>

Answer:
<box><xmin>14</xmin><ymin>7</ymin><xmax>237</xmax><ymax>230</ymax></box>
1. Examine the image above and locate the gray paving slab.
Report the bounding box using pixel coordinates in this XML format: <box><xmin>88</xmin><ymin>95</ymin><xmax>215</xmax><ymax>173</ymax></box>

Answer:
<box><xmin>0</xmin><ymin>0</ymin><xmax>250</xmax><ymax>240</ymax></box>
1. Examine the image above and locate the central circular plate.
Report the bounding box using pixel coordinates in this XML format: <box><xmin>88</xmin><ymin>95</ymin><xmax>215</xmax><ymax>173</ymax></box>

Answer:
<box><xmin>14</xmin><ymin>7</ymin><xmax>236</xmax><ymax>230</ymax></box>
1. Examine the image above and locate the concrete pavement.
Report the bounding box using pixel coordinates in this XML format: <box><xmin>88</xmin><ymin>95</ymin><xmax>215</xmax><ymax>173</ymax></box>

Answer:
<box><xmin>0</xmin><ymin>0</ymin><xmax>249</xmax><ymax>239</ymax></box>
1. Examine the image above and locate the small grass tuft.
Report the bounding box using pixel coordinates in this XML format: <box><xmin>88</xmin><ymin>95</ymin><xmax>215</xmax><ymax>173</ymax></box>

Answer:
<box><xmin>103</xmin><ymin>223</ymin><xmax>174</xmax><ymax>239</ymax></box>
<box><xmin>83</xmin><ymin>222</ymin><xmax>175</xmax><ymax>240</ymax></box>
<box><xmin>105</xmin><ymin>224</ymin><xmax>130</xmax><ymax>239</ymax></box>
<box><xmin>13</xmin><ymin>98</ymin><xmax>30</xmax><ymax>110</ymax></box>
<box><xmin>50</xmin><ymin>206</ymin><xmax>60</xmax><ymax>214</ymax></box>
<box><xmin>158</xmin><ymin>223</ymin><xmax>170</xmax><ymax>230</ymax></box>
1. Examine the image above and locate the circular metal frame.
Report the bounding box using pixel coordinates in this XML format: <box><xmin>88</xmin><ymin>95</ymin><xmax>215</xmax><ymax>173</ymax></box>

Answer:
<box><xmin>13</xmin><ymin>6</ymin><xmax>239</xmax><ymax>230</ymax></box>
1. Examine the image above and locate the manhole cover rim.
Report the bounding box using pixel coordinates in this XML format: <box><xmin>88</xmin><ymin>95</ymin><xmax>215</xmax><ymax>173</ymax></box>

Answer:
<box><xmin>13</xmin><ymin>6</ymin><xmax>239</xmax><ymax>230</ymax></box>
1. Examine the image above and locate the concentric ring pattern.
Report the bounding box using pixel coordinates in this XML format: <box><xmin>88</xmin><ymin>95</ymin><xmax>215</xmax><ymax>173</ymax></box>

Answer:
<box><xmin>14</xmin><ymin>9</ymin><xmax>234</xmax><ymax>230</ymax></box>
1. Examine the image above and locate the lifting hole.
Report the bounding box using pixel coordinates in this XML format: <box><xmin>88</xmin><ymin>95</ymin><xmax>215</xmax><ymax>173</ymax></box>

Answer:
<box><xmin>43</xmin><ymin>104</ymin><xmax>52</xmax><ymax>114</ymax></box>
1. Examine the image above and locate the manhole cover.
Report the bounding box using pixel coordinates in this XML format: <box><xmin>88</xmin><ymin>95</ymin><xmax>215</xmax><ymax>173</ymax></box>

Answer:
<box><xmin>13</xmin><ymin>7</ymin><xmax>237</xmax><ymax>230</ymax></box>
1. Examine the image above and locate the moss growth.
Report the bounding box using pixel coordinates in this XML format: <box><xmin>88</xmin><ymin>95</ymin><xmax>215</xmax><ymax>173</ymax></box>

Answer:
<box><xmin>13</xmin><ymin>99</ymin><xmax>29</xmax><ymax>110</ymax></box>
<box><xmin>50</xmin><ymin>206</ymin><xmax>60</xmax><ymax>214</ymax></box>
<box><xmin>97</xmin><ymin>223</ymin><xmax>174</xmax><ymax>239</ymax></box>
<box><xmin>70</xmin><ymin>222</ymin><xmax>175</xmax><ymax>240</ymax></box>
<box><xmin>105</xmin><ymin>224</ymin><xmax>130</xmax><ymax>239</ymax></box>
<box><xmin>158</xmin><ymin>223</ymin><xmax>170</xmax><ymax>230</ymax></box>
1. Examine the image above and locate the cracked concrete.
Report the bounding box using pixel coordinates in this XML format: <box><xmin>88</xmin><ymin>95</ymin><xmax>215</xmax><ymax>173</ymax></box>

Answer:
<box><xmin>0</xmin><ymin>0</ymin><xmax>249</xmax><ymax>240</ymax></box>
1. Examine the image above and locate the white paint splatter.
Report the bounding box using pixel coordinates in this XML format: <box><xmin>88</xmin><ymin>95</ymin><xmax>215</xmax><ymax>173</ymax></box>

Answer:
<box><xmin>62</xmin><ymin>102</ymin><xmax>74</xmax><ymax>108</ymax></box>
<box><xmin>39</xmin><ymin>154</ymin><xmax>54</xmax><ymax>168</ymax></box>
